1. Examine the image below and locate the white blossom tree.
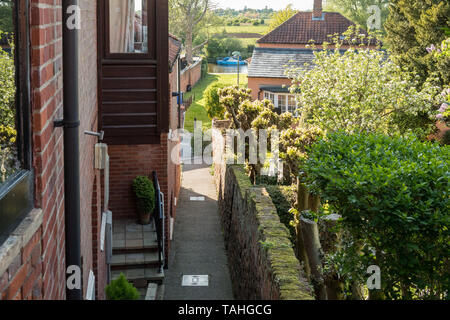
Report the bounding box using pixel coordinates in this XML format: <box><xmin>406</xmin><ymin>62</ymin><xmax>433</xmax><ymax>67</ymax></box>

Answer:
<box><xmin>285</xmin><ymin>28</ymin><xmax>441</xmax><ymax>137</ymax></box>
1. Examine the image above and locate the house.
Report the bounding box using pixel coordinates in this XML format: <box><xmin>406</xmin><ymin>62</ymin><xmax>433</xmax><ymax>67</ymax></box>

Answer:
<box><xmin>0</xmin><ymin>0</ymin><xmax>181</xmax><ymax>300</ymax></box>
<box><xmin>248</xmin><ymin>0</ymin><xmax>376</xmax><ymax>109</ymax></box>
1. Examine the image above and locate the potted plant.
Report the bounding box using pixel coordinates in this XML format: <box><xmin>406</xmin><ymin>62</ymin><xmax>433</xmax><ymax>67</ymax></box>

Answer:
<box><xmin>105</xmin><ymin>273</ymin><xmax>140</xmax><ymax>300</ymax></box>
<box><xmin>132</xmin><ymin>175</ymin><xmax>156</xmax><ymax>225</ymax></box>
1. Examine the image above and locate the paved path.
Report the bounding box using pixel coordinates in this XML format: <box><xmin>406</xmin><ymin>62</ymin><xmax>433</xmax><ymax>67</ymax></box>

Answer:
<box><xmin>164</xmin><ymin>162</ymin><xmax>234</xmax><ymax>300</ymax></box>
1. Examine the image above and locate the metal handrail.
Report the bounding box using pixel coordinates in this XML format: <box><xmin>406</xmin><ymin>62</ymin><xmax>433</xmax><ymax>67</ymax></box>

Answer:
<box><xmin>152</xmin><ymin>171</ymin><xmax>165</xmax><ymax>273</ymax></box>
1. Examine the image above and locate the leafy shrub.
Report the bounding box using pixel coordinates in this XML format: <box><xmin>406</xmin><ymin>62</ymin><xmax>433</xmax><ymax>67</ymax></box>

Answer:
<box><xmin>0</xmin><ymin>31</ymin><xmax>17</xmax><ymax>183</ymax></box>
<box><xmin>442</xmin><ymin>130</ymin><xmax>450</xmax><ymax>145</ymax></box>
<box><xmin>205</xmin><ymin>83</ymin><xmax>226</xmax><ymax>119</ymax></box>
<box><xmin>304</xmin><ymin>132</ymin><xmax>450</xmax><ymax>299</ymax></box>
<box><xmin>132</xmin><ymin>176</ymin><xmax>156</xmax><ymax>214</ymax></box>
<box><xmin>105</xmin><ymin>273</ymin><xmax>140</xmax><ymax>300</ymax></box>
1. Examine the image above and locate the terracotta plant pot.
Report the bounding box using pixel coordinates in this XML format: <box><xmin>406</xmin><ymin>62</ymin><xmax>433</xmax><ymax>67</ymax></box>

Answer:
<box><xmin>138</xmin><ymin>211</ymin><xmax>151</xmax><ymax>225</ymax></box>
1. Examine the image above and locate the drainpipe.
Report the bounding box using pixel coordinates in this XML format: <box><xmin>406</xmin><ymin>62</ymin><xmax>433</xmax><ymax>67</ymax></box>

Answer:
<box><xmin>177</xmin><ymin>56</ymin><xmax>182</xmax><ymax>128</ymax></box>
<box><xmin>56</xmin><ymin>0</ymin><xmax>82</xmax><ymax>300</ymax></box>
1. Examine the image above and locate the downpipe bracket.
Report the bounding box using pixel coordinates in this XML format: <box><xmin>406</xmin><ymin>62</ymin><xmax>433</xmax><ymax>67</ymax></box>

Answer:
<box><xmin>54</xmin><ymin>119</ymin><xmax>81</xmax><ymax>128</ymax></box>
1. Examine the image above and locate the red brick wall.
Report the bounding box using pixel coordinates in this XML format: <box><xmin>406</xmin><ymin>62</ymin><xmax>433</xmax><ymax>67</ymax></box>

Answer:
<box><xmin>0</xmin><ymin>225</ymin><xmax>43</xmax><ymax>300</ymax></box>
<box><xmin>0</xmin><ymin>0</ymin><xmax>105</xmax><ymax>300</ymax></box>
<box><xmin>247</xmin><ymin>77</ymin><xmax>292</xmax><ymax>100</ymax></box>
<box><xmin>108</xmin><ymin>64</ymin><xmax>182</xmax><ymax>260</ymax></box>
<box><xmin>30</xmin><ymin>0</ymin><xmax>66</xmax><ymax>300</ymax></box>
<box><xmin>180</xmin><ymin>59</ymin><xmax>202</xmax><ymax>93</ymax></box>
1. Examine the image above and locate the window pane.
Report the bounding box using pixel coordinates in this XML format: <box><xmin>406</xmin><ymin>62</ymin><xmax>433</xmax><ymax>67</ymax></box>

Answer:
<box><xmin>0</xmin><ymin>1</ymin><xmax>19</xmax><ymax>186</ymax></box>
<box><xmin>278</xmin><ymin>95</ymin><xmax>286</xmax><ymax>112</ymax></box>
<box><xmin>288</xmin><ymin>95</ymin><xmax>296</xmax><ymax>113</ymax></box>
<box><xmin>110</xmin><ymin>0</ymin><xmax>148</xmax><ymax>53</ymax></box>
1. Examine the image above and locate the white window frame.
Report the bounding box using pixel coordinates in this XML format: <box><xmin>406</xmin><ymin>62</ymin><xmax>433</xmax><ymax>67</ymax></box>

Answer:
<box><xmin>263</xmin><ymin>91</ymin><xmax>299</xmax><ymax>116</ymax></box>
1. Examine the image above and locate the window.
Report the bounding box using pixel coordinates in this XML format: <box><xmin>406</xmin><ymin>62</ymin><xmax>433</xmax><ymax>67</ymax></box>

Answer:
<box><xmin>263</xmin><ymin>91</ymin><xmax>300</xmax><ymax>116</ymax></box>
<box><xmin>0</xmin><ymin>0</ymin><xmax>33</xmax><ymax>244</ymax></box>
<box><xmin>288</xmin><ymin>95</ymin><xmax>296</xmax><ymax>114</ymax></box>
<box><xmin>277</xmin><ymin>95</ymin><xmax>286</xmax><ymax>112</ymax></box>
<box><xmin>264</xmin><ymin>92</ymin><xmax>275</xmax><ymax>104</ymax></box>
<box><xmin>108</xmin><ymin>0</ymin><xmax>149</xmax><ymax>54</ymax></box>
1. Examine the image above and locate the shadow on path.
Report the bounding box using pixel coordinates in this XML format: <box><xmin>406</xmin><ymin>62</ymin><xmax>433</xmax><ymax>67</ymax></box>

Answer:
<box><xmin>164</xmin><ymin>162</ymin><xmax>234</xmax><ymax>300</ymax></box>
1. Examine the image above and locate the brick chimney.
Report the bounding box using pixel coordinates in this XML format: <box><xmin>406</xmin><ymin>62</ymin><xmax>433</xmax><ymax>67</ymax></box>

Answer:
<box><xmin>313</xmin><ymin>0</ymin><xmax>323</xmax><ymax>19</ymax></box>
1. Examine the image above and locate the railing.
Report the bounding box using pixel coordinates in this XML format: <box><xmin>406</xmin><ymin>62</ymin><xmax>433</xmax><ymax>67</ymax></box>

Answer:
<box><xmin>152</xmin><ymin>171</ymin><xmax>165</xmax><ymax>273</ymax></box>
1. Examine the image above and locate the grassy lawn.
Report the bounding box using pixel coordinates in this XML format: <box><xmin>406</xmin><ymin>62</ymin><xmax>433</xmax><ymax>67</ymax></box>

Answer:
<box><xmin>184</xmin><ymin>73</ymin><xmax>248</xmax><ymax>133</ymax></box>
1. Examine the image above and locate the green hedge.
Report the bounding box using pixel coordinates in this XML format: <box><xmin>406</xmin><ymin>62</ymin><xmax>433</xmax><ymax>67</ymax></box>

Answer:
<box><xmin>304</xmin><ymin>132</ymin><xmax>449</xmax><ymax>299</ymax></box>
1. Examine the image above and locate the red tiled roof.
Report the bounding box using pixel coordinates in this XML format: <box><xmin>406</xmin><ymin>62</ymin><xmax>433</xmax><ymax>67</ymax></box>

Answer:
<box><xmin>169</xmin><ymin>35</ymin><xmax>182</xmax><ymax>70</ymax></box>
<box><xmin>257</xmin><ymin>11</ymin><xmax>363</xmax><ymax>45</ymax></box>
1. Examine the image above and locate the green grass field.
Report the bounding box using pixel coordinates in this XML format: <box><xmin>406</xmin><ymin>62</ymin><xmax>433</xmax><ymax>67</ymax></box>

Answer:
<box><xmin>184</xmin><ymin>73</ymin><xmax>248</xmax><ymax>133</ymax></box>
<box><xmin>212</xmin><ymin>24</ymin><xmax>270</xmax><ymax>35</ymax></box>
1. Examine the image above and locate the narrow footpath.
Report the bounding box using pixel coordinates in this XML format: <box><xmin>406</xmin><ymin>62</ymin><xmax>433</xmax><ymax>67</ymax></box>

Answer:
<box><xmin>164</xmin><ymin>162</ymin><xmax>234</xmax><ymax>300</ymax></box>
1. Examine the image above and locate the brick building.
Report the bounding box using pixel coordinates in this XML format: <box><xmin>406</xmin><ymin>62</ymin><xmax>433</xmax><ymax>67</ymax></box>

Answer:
<box><xmin>248</xmin><ymin>0</ymin><xmax>376</xmax><ymax>106</ymax></box>
<box><xmin>0</xmin><ymin>0</ymin><xmax>181</xmax><ymax>300</ymax></box>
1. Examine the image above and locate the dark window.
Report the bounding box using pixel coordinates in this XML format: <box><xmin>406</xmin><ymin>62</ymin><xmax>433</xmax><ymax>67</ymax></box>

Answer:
<box><xmin>105</xmin><ymin>0</ymin><xmax>155</xmax><ymax>59</ymax></box>
<box><xmin>0</xmin><ymin>0</ymin><xmax>33</xmax><ymax>245</ymax></box>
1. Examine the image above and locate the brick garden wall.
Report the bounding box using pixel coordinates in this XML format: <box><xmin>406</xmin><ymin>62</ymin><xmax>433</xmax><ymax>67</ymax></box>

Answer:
<box><xmin>212</xmin><ymin>125</ymin><xmax>313</xmax><ymax>300</ymax></box>
<box><xmin>180</xmin><ymin>58</ymin><xmax>202</xmax><ymax>93</ymax></box>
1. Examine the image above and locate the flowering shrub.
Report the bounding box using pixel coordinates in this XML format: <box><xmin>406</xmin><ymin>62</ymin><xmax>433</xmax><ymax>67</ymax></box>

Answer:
<box><xmin>0</xmin><ymin>31</ymin><xmax>17</xmax><ymax>184</ymax></box>
<box><xmin>304</xmin><ymin>132</ymin><xmax>450</xmax><ymax>299</ymax></box>
<box><xmin>285</xmin><ymin>28</ymin><xmax>440</xmax><ymax>138</ymax></box>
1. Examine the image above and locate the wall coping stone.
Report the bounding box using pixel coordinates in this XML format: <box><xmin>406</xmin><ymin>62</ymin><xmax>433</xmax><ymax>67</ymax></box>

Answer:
<box><xmin>226</xmin><ymin>165</ymin><xmax>313</xmax><ymax>300</ymax></box>
<box><xmin>0</xmin><ymin>209</ymin><xmax>43</xmax><ymax>277</ymax></box>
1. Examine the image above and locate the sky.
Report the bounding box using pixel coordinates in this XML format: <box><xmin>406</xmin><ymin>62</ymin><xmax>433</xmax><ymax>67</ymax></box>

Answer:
<box><xmin>214</xmin><ymin>0</ymin><xmax>316</xmax><ymax>11</ymax></box>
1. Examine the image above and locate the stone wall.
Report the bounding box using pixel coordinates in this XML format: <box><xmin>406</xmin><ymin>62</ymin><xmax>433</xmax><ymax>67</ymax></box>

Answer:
<box><xmin>212</xmin><ymin>125</ymin><xmax>313</xmax><ymax>300</ymax></box>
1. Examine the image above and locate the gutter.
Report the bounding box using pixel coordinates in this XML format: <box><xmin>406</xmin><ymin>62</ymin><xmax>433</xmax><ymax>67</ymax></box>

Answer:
<box><xmin>55</xmin><ymin>0</ymin><xmax>82</xmax><ymax>300</ymax></box>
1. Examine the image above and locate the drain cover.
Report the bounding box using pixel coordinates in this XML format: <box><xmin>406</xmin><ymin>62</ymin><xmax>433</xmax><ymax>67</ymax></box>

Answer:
<box><xmin>182</xmin><ymin>275</ymin><xmax>209</xmax><ymax>286</ymax></box>
<box><xmin>190</xmin><ymin>196</ymin><xmax>205</xmax><ymax>201</ymax></box>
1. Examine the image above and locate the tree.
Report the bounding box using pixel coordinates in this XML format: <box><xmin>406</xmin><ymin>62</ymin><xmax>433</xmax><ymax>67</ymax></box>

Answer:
<box><xmin>0</xmin><ymin>1</ymin><xmax>13</xmax><ymax>34</ymax></box>
<box><xmin>285</xmin><ymin>28</ymin><xmax>440</xmax><ymax>139</ymax></box>
<box><xmin>324</xmin><ymin>0</ymin><xmax>389</xmax><ymax>34</ymax></box>
<box><xmin>384</xmin><ymin>0</ymin><xmax>450</xmax><ymax>88</ymax></box>
<box><xmin>0</xmin><ymin>31</ymin><xmax>16</xmax><ymax>183</ymax></box>
<box><xmin>267</xmin><ymin>4</ymin><xmax>297</xmax><ymax>33</ymax></box>
<box><xmin>169</xmin><ymin>0</ymin><xmax>211</xmax><ymax>64</ymax></box>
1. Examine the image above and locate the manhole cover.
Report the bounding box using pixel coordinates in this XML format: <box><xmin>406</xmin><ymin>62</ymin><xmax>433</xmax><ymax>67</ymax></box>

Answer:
<box><xmin>182</xmin><ymin>275</ymin><xmax>209</xmax><ymax>286</ymax></box>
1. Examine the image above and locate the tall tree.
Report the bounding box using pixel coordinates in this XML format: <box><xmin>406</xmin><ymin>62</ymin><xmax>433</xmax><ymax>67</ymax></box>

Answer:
<box><xmin>266</xmin><ymin>4</ymin><xmax>297</xmax><ymax>33</ymax></box>
<box><xmin>170</xmin><ymin>0</ymin><xmax>211</xmax><ymax>64</ymax></box>
<box><xmin>384</xmin><ymin>0</ymin><xmax>450</xmax><ymax>88</ymax></box>
<box><xmin>0</xmin><ymin>0</ymin><xmax>13</xmax><ymax>34</ymax></box>
<box><xmin>324</xmin><ymin>0</ymin><xmax>389</xmax><ymax>33</ymax></box>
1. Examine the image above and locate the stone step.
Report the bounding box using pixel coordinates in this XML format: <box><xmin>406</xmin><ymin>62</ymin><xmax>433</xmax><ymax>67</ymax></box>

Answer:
<box><xmin>145</xmin><ymin>283</ymin><xmax>158</xmax><ymax>300</ymax></box>
<box><xmin>110</xmin><ymin>251</ymin><xmax>161</xmax><ymax>268</ymax></box>
<box><xmin>112</xmin><ymin>239</ymin><xmax>159</xmax><ymax>253</ymax></box>
<box><xmin>111</xmin><ymin>267</ymin><xmax>165</xmax><ymax>283</ymax></box>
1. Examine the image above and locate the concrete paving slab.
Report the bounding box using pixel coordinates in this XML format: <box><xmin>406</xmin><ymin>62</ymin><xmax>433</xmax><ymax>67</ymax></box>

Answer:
<box><xmin>164</xmin><ymin>163</ymin><xmax>234</xmax><ymax>300</ymax></box>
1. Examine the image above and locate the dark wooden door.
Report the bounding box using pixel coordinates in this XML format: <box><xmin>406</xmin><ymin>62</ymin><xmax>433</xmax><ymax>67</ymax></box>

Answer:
<box><xmin>97</xmin><ymin>0</ymin><xmax>168</xmax><ymax>145</ymax></box>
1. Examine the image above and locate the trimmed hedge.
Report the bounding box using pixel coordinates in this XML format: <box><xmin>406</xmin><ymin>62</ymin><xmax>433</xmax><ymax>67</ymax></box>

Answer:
<box><xmin>304</xmin><ymin>132</ymin><xmax>449</xmax><ymax>299</ymax></box>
